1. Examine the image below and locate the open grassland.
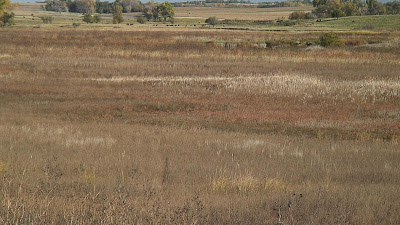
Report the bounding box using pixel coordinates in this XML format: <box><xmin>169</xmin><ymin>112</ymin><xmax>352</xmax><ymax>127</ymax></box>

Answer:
<box><xmin>174</xmin><ymin>6</ymin><xmax>313</xmax><ymax>20</ymax></box>
<box><xmin>1</xmin><ymin>28</ymin><xmax>400</xmax><ymax>224</ymax></box>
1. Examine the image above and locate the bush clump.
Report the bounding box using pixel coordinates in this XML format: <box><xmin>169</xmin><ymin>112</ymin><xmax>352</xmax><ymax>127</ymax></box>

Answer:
<box><xmin>318</xmin><ymin>32</ymin><xmax>343</xmax><ymax>47</ymax></box>
<box><xmin>0</xmin><ymin>12</ymin><xmax>15</xmax><ymax>27</ymax></box>
<box><xmin>83</xmin><ymin>13</ymin><xmax>101</xmax><ymax>23</ymax></box>
<box><xmin>112</xmin><ymin>5</ymin><xmax>123</xmax><ymax>24</ymax></box>
<box><xmin>137</xmin><ymin>16</ymin><xmax>145</xmax><ymax>24</ymax></box>
<box><xmin>205</xmin><ymin>16</ymin><xmax>218</xmax><ymax>26</ymax></box>
<box><xmin>305</xmin><ymin>12</ymin><xmax>317</xmax><ymax>19</ymax></box>
<box><xmin>40</xmin><ymin>16</ymin><xmax>54</xmax><ymax>24</ymax></box>
<box><xmin>289</xmin><ymin>11</ymin><xmax>307</xmax><ymax>20</ymax></box>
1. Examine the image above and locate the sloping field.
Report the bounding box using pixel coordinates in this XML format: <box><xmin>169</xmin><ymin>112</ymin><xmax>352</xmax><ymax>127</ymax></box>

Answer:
<box><xmin>1</xmin><ymin>29</ymin><xmax>400</xmax><ymax>224</ymax></box>
<box><xmin>175</xmin><ymin>6</ymin><xmax>313</xmax><ymax>20</ymax></box>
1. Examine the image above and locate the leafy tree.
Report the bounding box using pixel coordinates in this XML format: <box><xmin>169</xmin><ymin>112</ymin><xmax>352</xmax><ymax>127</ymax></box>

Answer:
<box><xmin>205</xmin><ymin>16</ymin><xmax>218</xmax><ymax>25</ymax></box>
<box><xmin>0</xmin><ymin>0</ymin><xmax>10</xmax><ymax>15</ymax></box>
<box><xmin>83</xmin><ymin>13</ymin><xmax>93</xmax><ymax>23</ymax></box>
<box><xmin>1</xmin><ymin>12</ymin><xmax>14</xmax><ymax>26</ymax></box>
<box><xmin>66</xmin><ymin>0</ymin><xmax>77</xmax><ymax>12</ymax></box>
<box><xmin>157</xmin><ymin>2</ymin><xmax>174</xmax><ymax>21</ymax></box>
<box><xmin>0</xmin><ymin>0</ymin><xmax>17</xmax><ymax>27</ymax></box>
<box><xmin>142</xmin><ymin>1</ymin><xmax>156</xmax><ymax>20</ymax></box>
<box><xmin>76</xmin><ymin>0</ymin><xmax>95</xmax><ymax>13</ymax></box>
<box><xmin>83</xmin><ymin>13</ymin><xmax>101</xmax><ymax>23</ymax></box>
<box><xmin>151</xmin><ymin>5</ymin><xmax>161</xmax><ymax>21</ymax></box>
<box><xmin>313</xmin><ymin>0</ymin><xmax>344</xmax><ymax>18</ymax></box>
<box><xmin>112</xmin><ymin>5</ymin><xmax>123</xmax><ymax>23</ymax></box>
<box><xmin>352</xmin><ymin>0</ymin><xmax>366</xmax><ymax>15</ymax></box>
<box><xmin>313</xmin><ymin>0</ymin><xmax>329</xmax><ymax>7</ymax></box>
<box><xmin>95</xmin><ymin>1</ymin><xmax>112</xmax><ymax>14</ymax></box>
<box><xmin>312</xmin><ymin>0</ymin><xmax>370</xmax><ymax>18</ymax></box>
<box><xmin>367</xmin><ymin>0</ymin><xmax>386</xmax><ymax>15</ymax></box>
<box><xmin>120</xmin><ymin>0</ymin><xmax>143</xmax><ymax>12</ymax></box>
<box><xmin>45</xmin><ymin>0</ymin><xmax>68</xmax><ymax>12</ymax></box>
<box><xmin>137</xmin><ymin>15</ymin><xmax>145</xmax><ymax>23</ymax></box>
<box><xmin>342</xmin><ymin>2</ymin><xmax>358</xmax><ymax>16</ymax></box>
<box><xmin>142</xmin><ymin>1</ymin><xmax>174</xmax><ymax>22</ymax></box>
<box><xmin>331</xmin><ymin>8</ymin><xmax>344</xmax><ymax>18</ymax></box>
<box><xmin>142</xmin><ymin>6</ymin><xmax>153</xmax><ymax>20</ymax></box>
<box><xmin>385</xmin><ymin>1</ymin><xmax>400</xmax><ymax>14</ymax></box>
<box><xmin>93</xmin><ymin>14</ymin><xmax>101</xmax><ymax>22</ymax></box>
<box><xmin>313</xmin><ymin>5</ymin><xmax>333</xmax><ymax>17</ymax></box>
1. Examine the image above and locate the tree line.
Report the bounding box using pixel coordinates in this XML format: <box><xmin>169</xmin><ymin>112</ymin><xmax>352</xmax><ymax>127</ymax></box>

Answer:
<box><xmin>258</xmin><ymin>0</ymin><xmax>312</xmax><ymax>8</ymax></box>
<box><xmin>311</xmin><ymin>0</ymin><xmax>400</xmax><ymax>19</ymax></box>
<box><xmin>44</xmin><ymin>0</ymin><xmax>174</xmax><ymax>22</ymax></box>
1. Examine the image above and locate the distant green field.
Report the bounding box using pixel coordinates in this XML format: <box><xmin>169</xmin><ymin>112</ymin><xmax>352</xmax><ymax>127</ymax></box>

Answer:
<box><xmin>322</xmin><ymin>15</ymin><xmax>400</xmax><ymax>30</ymax></box>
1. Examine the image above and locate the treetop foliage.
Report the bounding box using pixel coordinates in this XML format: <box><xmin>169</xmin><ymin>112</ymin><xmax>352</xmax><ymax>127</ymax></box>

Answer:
<box><xmin>312</xmin><ymin>0</ymin><xmax>399</xmax><ymax>18</ymax></box>
<box><xmin>143</xmin><ymin>1</ymin><xmax>174</xmax><ymax>22</ymax></box>
<box><xmin>0</xmin><ymin>0</ymin><xmax>17</xmax><ymax>27</ymax></box>
<box><xmin>44</xmin><ymin>0</ymin><xmax>175</xmax><ymax>23</ymax></box>
<box><xmin>112</xmin><ymin>5</ymin><xmax>123</xmax><ymax>23</ymax></box>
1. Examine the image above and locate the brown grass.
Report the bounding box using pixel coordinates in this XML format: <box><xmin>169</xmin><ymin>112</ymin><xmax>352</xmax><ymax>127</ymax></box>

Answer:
<box><xmin>175</xmin><ymin>6</ymin><xmax>313</xmax><ymax>20</ymax></box>
<box><xmin>1</xmin><ymin>28</ymin><xmax>400</xmax><ymax>224</ymax></box>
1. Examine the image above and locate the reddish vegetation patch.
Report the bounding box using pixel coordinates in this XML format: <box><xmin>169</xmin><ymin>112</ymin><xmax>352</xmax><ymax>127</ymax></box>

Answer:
<box><xmin>0</xmin><ymin>65</ymin><xmax>14</xmax><ymax>73</ymax></box>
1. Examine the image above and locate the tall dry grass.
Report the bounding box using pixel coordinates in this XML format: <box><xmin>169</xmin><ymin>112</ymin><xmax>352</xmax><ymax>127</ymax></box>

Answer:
<box><xmin>0</xmin><ymin>122</ymin><xmax>399</xmax><ymax>224</ymax></box>
<box><xmin>1</xmin><ymin>29</ymin><xmax>400</xmax><ymax>224</ymax></box>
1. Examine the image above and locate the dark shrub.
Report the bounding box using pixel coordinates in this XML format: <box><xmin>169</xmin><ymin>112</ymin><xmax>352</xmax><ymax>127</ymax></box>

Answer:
<box><xmin>318</xmin><ymin>32</ymin><xmax>343</xmax><ymax>47</ymax></box>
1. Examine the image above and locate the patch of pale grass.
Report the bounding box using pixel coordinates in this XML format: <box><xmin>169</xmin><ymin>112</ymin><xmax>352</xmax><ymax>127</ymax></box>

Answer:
<box><xmin>233</xmin><ymin>139</ymin><xmax>265</xmax><ymax>149</ymax></box>
<box><xmin>64</xmin><ymin>137</ymin><xmax>116</xmax><ymax>148</ymax></box>
<box><xmin>212</xmin><ymin>175</ymin><xmax>292</xmax><ymax>195</ymax></box>
<box><xmin>264</xmin><ymin>178</ymin><xmax>292</xmax><ymax>194</ymax></box>
<box><xmin>212</xmin><ymin>175</ymin><xmax>262</xmax><ymax>194</ymax></box>
<box><xmin>90</xmin><ymin>76</ymin><xmax>233</xmax><ymax>83</ymax></box>
<box><xmin>260</xmin><ymin>54</ymin><xmax>400</xmax><ymax>65</ymax></box>
<box><xmin>0</xmin><ymin>160</ymin><xmax>9</xmax><ymax>175</ymax></box>
<box><xmin>0</xmin><ymin>54</ymin><xmax>13</xmax><ymax>58</ymax></box>
<box><xmin>90</xmin><ymin>73</ymin><xmax>400</xmax><ymax>102</ymax></box>
<box><xmin>226</xmin><ymin>73</ymin><xmax>400</xmax><ymax>102</ymax></box>
<box><xmin>1</xmin><ymin>124</ymin><xmax>116</xmax><ymax>148</ymax></box>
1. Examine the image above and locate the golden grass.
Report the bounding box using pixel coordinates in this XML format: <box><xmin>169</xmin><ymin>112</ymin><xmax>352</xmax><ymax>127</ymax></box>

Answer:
<box><xmin>0</xmin><ymin>28</ymin><xmax>400</xmax><ymax>224</ymax></box>
<box><xmin>90</xmin><ymin>73</ymin><xmax>400</xmax><ymax>103</ymax></box>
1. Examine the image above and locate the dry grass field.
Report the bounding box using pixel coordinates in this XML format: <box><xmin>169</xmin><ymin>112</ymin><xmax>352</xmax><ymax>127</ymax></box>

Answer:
<box><xmin>13</xmin><ymin>4</ymin><xmax>312</xmax><ymax>21</ymax></box>
<box><xmin>1</xmin><ymin>3</ymin><xmax>400</xmax><ymax>224</ymax></box>
<box><xmin>175</xmin><ymin>6</ymin><xmax>313</xmax><ymax>20</ymax></box>
<box><xmin>1</xmin><ymin>28</ymin><xmax>400</xmax><ymax>224</ymax></box>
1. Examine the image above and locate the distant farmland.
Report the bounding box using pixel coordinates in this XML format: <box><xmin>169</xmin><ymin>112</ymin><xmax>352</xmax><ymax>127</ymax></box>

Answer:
<box><xmin>175</xmin><ymin>6</ymin><xmax>313</xmax><ymax>20</ymax></box>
